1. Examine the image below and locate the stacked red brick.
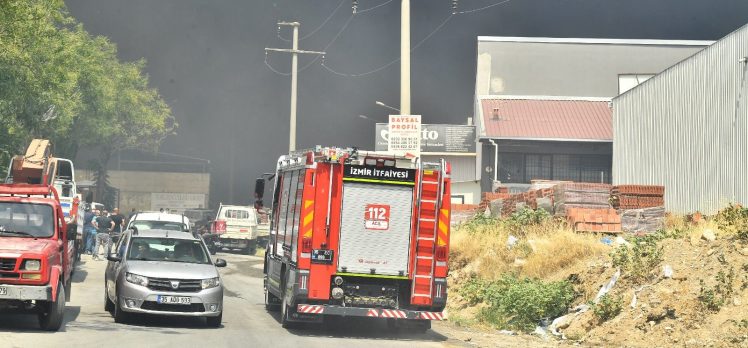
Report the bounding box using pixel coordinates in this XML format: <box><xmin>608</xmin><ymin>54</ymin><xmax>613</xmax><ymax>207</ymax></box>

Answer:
<box><xmin>499</xmin><ymin>188</ymin><xmax>555</xmax><ymax>217</ymax></box>
<box><xmin>566</xmin><ymin>207</ymin><xmax>622</xmax><ymax>233</ymax></box>
<box><xmin>611</xmin><ymin>185</ymin><xmax>666</xmax><ymax>233</ymax></box>
<box><xmin>479</xmin><ymin>192</ymin><xmax>510</xmax><ymax>211</ymax></box>
<box><xmin>611</xmin><ymin>185</ymin><xmax>665</xmax><ymax>209</ymax></box>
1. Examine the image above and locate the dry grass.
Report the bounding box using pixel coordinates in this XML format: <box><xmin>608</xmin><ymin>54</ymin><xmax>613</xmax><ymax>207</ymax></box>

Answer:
<box><xmin>450</xmin><ymin>219</ymin><xmax>609</xmax><ymax>280</ymax></box>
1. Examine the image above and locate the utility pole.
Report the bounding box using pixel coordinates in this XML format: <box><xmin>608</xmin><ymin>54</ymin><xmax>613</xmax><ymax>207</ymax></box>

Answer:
<box><xmin>266</xmin><ymin>22</ymin><xmax>325</xmax><ymax>151</ymax></box>
<box><xmin>400</xmin><ymin>0</ymin><xmax>411</xmax><ymax>116</ymax></box>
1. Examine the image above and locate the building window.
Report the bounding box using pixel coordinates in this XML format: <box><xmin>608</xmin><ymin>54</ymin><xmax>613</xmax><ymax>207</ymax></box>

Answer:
<box><xmin>526</xmin><ymin>154</ymin><xmax>552</xmax><ymax>181</ymax></box>
<box><xmin>619</xmin><ymin>74</ymin><xmax>655</xmax><ymax>94</ymax></box>
<box><xmin>499</xmin><ymin>153</ymin><xmax>524</xmax><ymax>183</ymax></box>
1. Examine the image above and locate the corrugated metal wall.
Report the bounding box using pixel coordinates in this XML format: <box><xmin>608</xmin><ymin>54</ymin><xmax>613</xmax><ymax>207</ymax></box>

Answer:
<box><xmin>613</xmin><ymin>24</ymin><xmax>748</xmax><ymax>214</ymax></box>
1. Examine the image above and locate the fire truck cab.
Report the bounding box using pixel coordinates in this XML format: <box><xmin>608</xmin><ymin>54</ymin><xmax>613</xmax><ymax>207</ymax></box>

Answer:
<box><xmin>261</xmin><ymin>147</ymin><xmax>451</xmax><ymax>330</ymax></box>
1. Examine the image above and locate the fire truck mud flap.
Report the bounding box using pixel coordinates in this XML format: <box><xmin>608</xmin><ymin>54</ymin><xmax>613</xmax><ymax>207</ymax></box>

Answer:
<box><xmin>296</xmin><ymin>304</ymin><xmax>446</xmax><ymax>320</ymax></box>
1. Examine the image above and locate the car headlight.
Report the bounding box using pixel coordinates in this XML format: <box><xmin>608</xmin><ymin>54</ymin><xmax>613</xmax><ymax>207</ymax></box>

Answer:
<box><xmin>22</xmin><ymin>259</ymin><xmax>41</xmax><ymax>271</ymax></box>
<box><xmin>126</xmin><ymin>273</ymin><xmax>149</xmax><ymax>287</ymax></box>
<box><xmin>201</xmin><ymin>277</ymin><xmax>220</xmax><ymax>289</ymax></box>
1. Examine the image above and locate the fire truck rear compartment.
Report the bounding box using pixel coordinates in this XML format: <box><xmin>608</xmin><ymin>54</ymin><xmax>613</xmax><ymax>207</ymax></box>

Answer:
<box><xmin>337</xmin><ymin>183</ymin><xmax>414</xmax><ymax>277</ymax></box>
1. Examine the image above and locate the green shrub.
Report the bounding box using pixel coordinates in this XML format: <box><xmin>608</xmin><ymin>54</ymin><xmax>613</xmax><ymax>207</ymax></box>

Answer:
<box><xmin>592</xmin><ymin>294</ymin><xmax>623</xmax><ymax>322</ymax></box>
<box><xmin>610</xmin><ymin>234</ymin><xmax>664</xmax><ymax>282</ymax></box>
<box><xmin>471</xmin><ymin>275</ymin><xmax>575</xmax><ymax>332</ymax></box>
<box><xmin>698</xmin><ymin>267</ymin><xmax>735</xmax><ymax>311</ymax></box>
<box><xmin>462</xmin><ymin>214</ymin><xmax>500</xmax><ymax>234</ymax></box>
<box><xmin>505</xmin><ymin>207</ymin><xmax>551</xmax><ymax>235</ymax></box>
<box><xmin>715</xmin><ymin>204</ymin><xmax>748</xmax><ymax>241</ymax></box>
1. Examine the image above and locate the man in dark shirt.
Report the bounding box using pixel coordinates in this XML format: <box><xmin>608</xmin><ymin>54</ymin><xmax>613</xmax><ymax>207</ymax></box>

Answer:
<box><xmin>110</xmin><ymin>208</ymin><xmax>125</xmax><ymax>242</ymax></box>
<box><xmin>93</xmin><ymin>210</ymin><xmax>114</xmax><ymax>260</ymax></box>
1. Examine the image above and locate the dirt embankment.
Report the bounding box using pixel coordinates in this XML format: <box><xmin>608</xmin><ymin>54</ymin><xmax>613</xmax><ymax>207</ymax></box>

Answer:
<box><xmin>444</xmin><ymin>215</ymin><xmax>748</xmax><ymax>348</ymax></box>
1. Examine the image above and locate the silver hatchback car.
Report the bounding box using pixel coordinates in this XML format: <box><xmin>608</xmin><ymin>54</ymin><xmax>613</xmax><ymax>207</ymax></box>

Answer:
<box><xmin>104</xmin><ymin>229</ymin><xmax>227</xmax><ymax>327</ymax></box>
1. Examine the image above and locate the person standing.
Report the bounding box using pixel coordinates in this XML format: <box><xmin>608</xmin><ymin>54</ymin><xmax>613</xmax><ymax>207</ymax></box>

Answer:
<box><xmin>110</xmin><ymin>208</ymin><xmax>125</xmax><ymax>243</ymax></box>
<box><xmin>83</xmin><ymin>208</ymin><xmax>98</xmax><ymax>254</ymax></box>
<box><xmin>93</xmin><ymin>210</ymin><xmax>114</xmax><ymax>260</ymax></box>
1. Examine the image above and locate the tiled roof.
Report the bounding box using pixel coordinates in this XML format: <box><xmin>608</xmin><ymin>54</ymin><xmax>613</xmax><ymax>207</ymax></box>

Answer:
<box><xmin>480</xmin><ymin>97</ymin><xmax>612</xmax><ymax>141</ymax></box>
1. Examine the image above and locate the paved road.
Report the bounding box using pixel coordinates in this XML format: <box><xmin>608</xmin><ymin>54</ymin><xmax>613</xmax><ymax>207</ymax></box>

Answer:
<box><xmin>0</xmin><ymin>252</ymin><xmax>461</xmax><ymax>348</ymax></box>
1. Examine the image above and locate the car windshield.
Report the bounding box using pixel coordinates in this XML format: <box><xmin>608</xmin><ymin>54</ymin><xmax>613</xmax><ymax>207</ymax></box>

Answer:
<box><xmin>127</xmin><ymin>237</ymin><xmax>210</xmax><ymax>264</ymax></box>
<box><xmin>131</xmin><ymin>220</ymin><xmax>187</xmax><ymax>232</ymax></box>
<box><xmin>0</xmin><ymin>202</ymin><xmax>55</xmax><ymax>238</ymax></box>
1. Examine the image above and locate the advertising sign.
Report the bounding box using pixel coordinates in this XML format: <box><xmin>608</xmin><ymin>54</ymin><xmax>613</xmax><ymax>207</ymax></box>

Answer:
<box><xmin>387</xmin><ymin>115</ymin><xmax>421</xmax><ymax>156</ymax></box>
<box><xmin>375</xmin><ymin>123</ymin><xmax>476</xmax><ymax>153</ymax></box>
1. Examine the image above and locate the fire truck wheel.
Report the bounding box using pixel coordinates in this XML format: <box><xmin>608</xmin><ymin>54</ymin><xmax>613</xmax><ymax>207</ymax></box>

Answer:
<box><xmin>386</xmin><ymin>318</ymin><xmax>401</xmax><ymax>332</ymax></box>
<box><xmin>280</xmin><ymin>276</ymin><xmax>296</xmax><ymax>329</ymax></box>
<box><xmin>38</xmin><ymin>279</ymin><xmax>65</xmax><ymax>331</ymax></box>
<box><xmin>413</xmin><ymin>319</ymin><xmax>431</xmax><ymax>333</ymax></box>
<box><xmin>264</xmin><ymin>288</ymin><xmax>280</xmax><ymax>311</ymax></box>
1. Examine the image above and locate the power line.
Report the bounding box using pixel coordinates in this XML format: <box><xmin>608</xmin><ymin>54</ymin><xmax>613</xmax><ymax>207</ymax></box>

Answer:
<box><xmin>357</xmin><ymin>0</ymin><xmax>395</xmax><ymax>14</ymax></box>
<box><xmin>456</xmin><ymin>0</ymin><xmax>512</xmax><ymax>14</ymax></box>
<box><xmin>266</xmin><ymin>15</ymin><xmax>355</xmax><ymax>76</ymax></box>
<box><xmin>321</xmin><ymin>14</ymin><xmax>454</xmax><ymax>78</ymax></box>
<box><xmin>320</xmin><ymin>0</ymin><xmax>513</xmax><ymax>78</ymax></box>
<box><xmin>278</xmin><ymin>0</ymin><xmax>347</xmax><ymax>42</ymax></box>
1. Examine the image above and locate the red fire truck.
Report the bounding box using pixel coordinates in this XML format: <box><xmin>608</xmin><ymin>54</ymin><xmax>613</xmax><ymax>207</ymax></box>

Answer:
<box><xmin>260</xmin><ymin>147</ymin><xmax>451</xmax><ymax>331</ymax></box>
<box><xmin>0</xmin><ymin>140</ymin><xmax>79</xmax><ymax>331</ymax></box>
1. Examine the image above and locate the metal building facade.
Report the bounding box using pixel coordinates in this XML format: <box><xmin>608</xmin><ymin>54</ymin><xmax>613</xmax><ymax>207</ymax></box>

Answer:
<box><xmin>613</xmin><ymin>24</ymin><xmax>748</xmax><ymax>213</ymax></box>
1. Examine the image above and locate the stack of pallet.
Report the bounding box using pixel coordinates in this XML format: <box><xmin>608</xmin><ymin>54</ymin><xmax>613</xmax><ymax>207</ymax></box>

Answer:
<box><xmin>553</xmin><ymin>183</ymin><xmax>613</xmax><ymax>216</ymax></box>
<box><xmin>566</xmin><ymin>207</ymin><xmax>622</xmax><ymax>233</ymax></box>
<box><xmin>610</xmin><ymin>185</ymin><xmax>665</xmax><ymax>209</ymax></box>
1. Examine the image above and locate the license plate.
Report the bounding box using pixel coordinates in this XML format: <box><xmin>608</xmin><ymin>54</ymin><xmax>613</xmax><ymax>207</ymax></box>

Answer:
<box><xmin>0</xmin><ymin>287</ymin><xmax>6</xmax><ymax>296</ymax></box>
<box><xmin>157</xmin><ymin>295</ymin><xmax>191</xmax><ymax>305</ymax></box>
<box><xmin>311</xmin><ymin>249</ymin><xmax>334</xmax><ymax>264</ymax></box>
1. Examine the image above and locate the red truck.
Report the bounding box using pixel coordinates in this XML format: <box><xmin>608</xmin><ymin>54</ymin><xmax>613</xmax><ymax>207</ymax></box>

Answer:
<box><xmin>0</xmin><ymin>140</ymin><xmax>78</xmax><ymax>331</ymax></box>
<box><xmin>261</xmin><ymin>147</ymin><xmax>451</xmax><ymax>331</ymax></box>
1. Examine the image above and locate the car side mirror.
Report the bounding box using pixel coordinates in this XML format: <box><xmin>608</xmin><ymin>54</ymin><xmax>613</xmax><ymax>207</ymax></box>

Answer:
<box><xmin>107</xmin><ymin>253</ymin><xmax>121</xmax><ymax>262</ymax></box>
<box><xmin>214</xmin><ymin>258</ymin><xmax>227</xmax><ymax>267</ymax></box>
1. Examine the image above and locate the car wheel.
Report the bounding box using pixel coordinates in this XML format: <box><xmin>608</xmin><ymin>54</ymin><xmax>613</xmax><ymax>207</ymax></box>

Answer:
<box><xmin>206</xmin><ymin>313</ymin><xmax>222</xmax><ymax>328</ymax></box>
<box><xmin>104</xmin><ymin>285</ymin><xmax>114</xmax><ymax>313</ymax></box>
<box><xmin>245</xmin><ymin>243</ymin><xmax>257</xmax><ymax>255</ymax></box>
<box><xmin>113</xmin><ymin>294</ymin><xmax>129</xmax><ymax>324</ymax></box>
<box><xmin>38</xmin><ymin>279</ymin><xmax>65</xmax><ymax>331</ymax></box>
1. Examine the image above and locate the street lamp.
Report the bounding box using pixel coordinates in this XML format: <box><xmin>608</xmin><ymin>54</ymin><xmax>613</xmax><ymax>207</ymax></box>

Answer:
<box><xmin>375</xmin><ymin>101</ymin><xmax>401</xmax><ymax>113</ymax></box>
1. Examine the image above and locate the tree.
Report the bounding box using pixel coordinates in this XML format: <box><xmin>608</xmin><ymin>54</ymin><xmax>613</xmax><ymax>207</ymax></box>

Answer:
<box><xmin>0</xmin><ymin>0</ymin><xmax>176</xmax><ymax>196</ymax></box>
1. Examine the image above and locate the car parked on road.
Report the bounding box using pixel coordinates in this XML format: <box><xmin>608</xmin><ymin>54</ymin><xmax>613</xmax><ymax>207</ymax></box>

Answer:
<box><xmin>104</xmin><ymin>229</ymin><xmax>227</xmax><ymax>327</ymax></box>
<box><xmin>126</xmin><ymin>211</ymin><xmax>191</xmax><ymax>233</ymax></box>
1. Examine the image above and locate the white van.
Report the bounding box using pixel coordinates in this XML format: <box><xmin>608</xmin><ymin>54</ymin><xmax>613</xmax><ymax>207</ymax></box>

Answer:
<box><xmin>212</xmin><ymin>204</ymin><xmax>258</xmax><ymax>255</ymax></box>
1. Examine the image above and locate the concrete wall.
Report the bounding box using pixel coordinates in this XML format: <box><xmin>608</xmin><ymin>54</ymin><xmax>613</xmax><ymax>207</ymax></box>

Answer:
<box><xmin>77</xmin><ymin>169</ymin><xmax>210</xmax><ymax>213</ymax></box>
<box><xmin>613</xmin><ymin>24</ymin><xmax>748</xmax><ymax>214</ymax></box>
<box><xmin>451</xmin><ymin>181</ymin><xmax>481</xmax><ymax>205</ymax></box>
